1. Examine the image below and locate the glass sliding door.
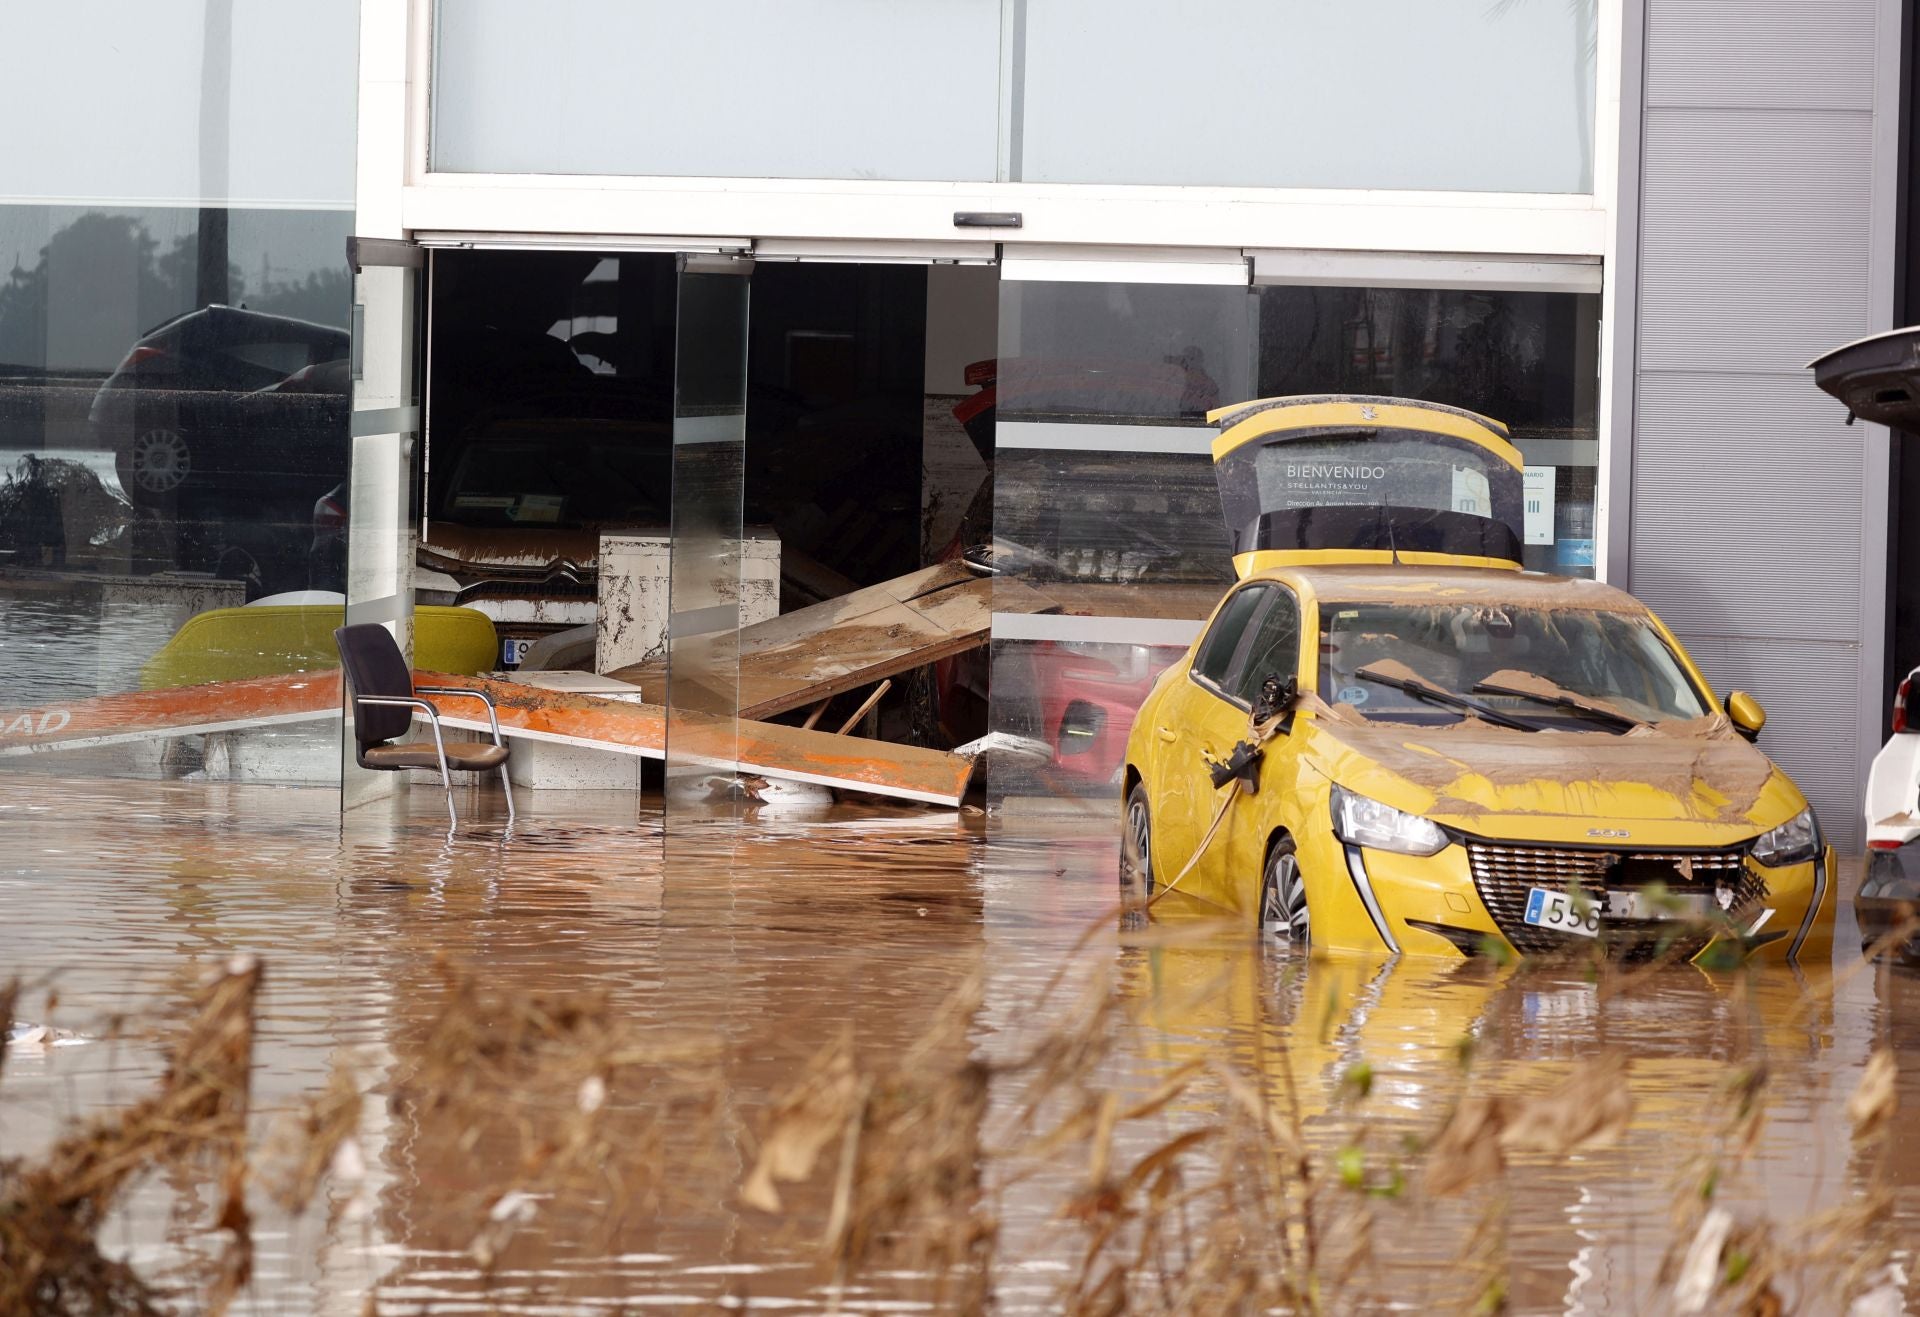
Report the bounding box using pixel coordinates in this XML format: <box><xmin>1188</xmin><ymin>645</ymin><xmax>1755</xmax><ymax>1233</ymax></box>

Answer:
<box><xmin>987</xmin><ymin>254</ymin><xmax>1253</xmax><ymax>808</ymax></box>
<box><xmin>664</xmin><ymin>255</ymin><xmax>752</xmax><ymax>822</ymax></box>
<box><xmin>342</xmin><ymin>237</ymin><xmax>426</xmax><ymax>812</ymax></box>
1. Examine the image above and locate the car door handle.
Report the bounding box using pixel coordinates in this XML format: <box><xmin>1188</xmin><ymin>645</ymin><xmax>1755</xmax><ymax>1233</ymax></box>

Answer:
<box><xmin>1156</xmin><ymin>726</ymin><xmax>1177</xmax><ymax>743</ymax></box>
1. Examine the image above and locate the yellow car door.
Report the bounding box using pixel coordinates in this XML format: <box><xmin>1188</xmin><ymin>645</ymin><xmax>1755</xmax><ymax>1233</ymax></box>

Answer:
<box><xmin>1176</xmin><ymin>586</ymin><xmax>1305</xmax><ymax>915</ymax></box>
<box><xmin>1149</xmin><ymin>583</ymin><xmax>1273</xmax><ymax>876</ymax></box>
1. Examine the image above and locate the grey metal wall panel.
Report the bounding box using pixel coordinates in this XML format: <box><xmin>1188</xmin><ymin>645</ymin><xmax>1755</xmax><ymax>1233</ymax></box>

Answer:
<box><xmin>1629</xmin><ymin>0</ymin><xmax>1896</xmax><ymax>856</ymax></box>
<box><xmin>1680</xmin><ymin>634</ymin><xmax>1864</xmax><ymax>842</ymax></box>
<box><xmin>1639</xmin><ymin>109</ymin><xmax>1873</xmax><ymax>374</ymax></box>
<box><xmin>1631</xmin><ymin>373</ymin><xmax>1862</xmax><ymax>640</ymax></box>
<box><xmin>1646</xmin><ymin>0</ymin><xmax>1876</xmax><ymax>111</ymax></box>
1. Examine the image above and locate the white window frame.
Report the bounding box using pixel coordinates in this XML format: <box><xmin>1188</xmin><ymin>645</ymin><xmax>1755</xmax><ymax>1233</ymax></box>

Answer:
<box><xmin>357</xmin><ymin>0</ymin><xmax>1628</xmax><ymax>579</ymax></box>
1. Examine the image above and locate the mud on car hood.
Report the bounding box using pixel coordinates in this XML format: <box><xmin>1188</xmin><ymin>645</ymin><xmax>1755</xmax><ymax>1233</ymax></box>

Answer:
<box><xmin>1300</xmin><ymin>706</ymin><xmax>1796</xmax><ymax>834</ymax></box>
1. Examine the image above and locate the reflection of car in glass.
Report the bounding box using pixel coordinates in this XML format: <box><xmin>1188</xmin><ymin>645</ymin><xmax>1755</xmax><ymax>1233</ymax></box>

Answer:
<box><xmin>1124</xmin><ymin>394</ymin><xmax>1836</xmax><ymax>963</ymax></box>
<box><xmin>89</xmin><ymin>305</ymin><xmax>349</xmax><ymax>505</ymax></box>
<box><xmin>1809</xmin><ymin>326</ymin><xmax>1920</xmax><ymax>956</ymax></box>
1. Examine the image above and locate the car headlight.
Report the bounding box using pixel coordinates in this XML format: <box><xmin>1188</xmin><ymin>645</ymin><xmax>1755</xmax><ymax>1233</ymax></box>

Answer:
<box><xmin>1331</xmin><ymin>785</ymin><xmax>1448</xmax><ymax>856</ymax></box>
<box><xmin>1750</xmin><ymin>806</ymin><xmax>1819</xmax><ymax>868</ymax></box>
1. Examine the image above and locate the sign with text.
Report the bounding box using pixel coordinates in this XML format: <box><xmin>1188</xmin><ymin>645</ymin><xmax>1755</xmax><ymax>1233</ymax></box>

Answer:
<box><xmin>1523</xmin><ymin>466</ymin><xmax>1556</xmax><ymax>546</ymax></box>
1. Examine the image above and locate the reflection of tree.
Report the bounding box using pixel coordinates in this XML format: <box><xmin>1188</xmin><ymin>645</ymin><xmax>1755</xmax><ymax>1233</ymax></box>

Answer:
<box><xmin>0</xmin><ymin>211</ymin><xmax>346</xmax><ymax>373</ymax></box>
<box><xmin>249</xmin><ymin>267</ymin><xmax>352</xmax><ymax>328</ymax></box>
<box><xmin>0</xmin><ymin>214</ymin><xmax>186</xmax><ymax>371</ymax></box>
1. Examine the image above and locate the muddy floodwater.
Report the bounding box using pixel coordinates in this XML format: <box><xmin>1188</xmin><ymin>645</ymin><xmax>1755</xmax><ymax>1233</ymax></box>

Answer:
<box><xmin>1</xmin><ymin>775</ymin><xmax>1915</xmax><ymax>1313</ymax></box>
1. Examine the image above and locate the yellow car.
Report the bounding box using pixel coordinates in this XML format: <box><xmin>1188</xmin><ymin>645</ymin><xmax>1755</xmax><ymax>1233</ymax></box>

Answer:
<box><xmin>1122</xmin><ymin>395</ymin><xmax>1836</xmax><ymax>963</ymax></box>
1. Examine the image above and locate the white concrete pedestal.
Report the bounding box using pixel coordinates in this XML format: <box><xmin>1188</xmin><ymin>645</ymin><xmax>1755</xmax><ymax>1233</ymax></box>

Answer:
<box><xmin>595</xmin><ymin>531</ymin><xmax>781</xmax><ymax>674</ymax></box>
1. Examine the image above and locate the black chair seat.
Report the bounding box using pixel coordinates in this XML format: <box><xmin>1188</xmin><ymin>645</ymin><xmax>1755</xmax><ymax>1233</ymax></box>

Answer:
<box><xmin>334</xmin><ymin>622</ymin><xmax>516</xmax><ymax>829</ymax></box>
<box><xmin>362</xmin><ymin>740</ymin><xmax>510</xmax><ymax>772</ymax></box>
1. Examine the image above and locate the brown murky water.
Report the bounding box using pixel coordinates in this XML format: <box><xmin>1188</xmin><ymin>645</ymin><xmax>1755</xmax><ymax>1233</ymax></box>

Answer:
<box><xmin>1</xmin><ymin>775</ymin><xmax>1912</xmax><ymax>1313</ymax></box>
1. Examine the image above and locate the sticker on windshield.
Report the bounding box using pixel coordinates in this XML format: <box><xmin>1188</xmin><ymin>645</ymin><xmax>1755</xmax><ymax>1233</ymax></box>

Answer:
<box><xmin>1337</xmin><ymin>685</ymin><xmax>1370</xmax><ymax>706</ymax></box>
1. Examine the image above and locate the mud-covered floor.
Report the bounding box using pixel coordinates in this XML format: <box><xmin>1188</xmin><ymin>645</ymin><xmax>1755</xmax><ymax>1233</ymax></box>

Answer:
<box><xmin>0</xmin><ymin>776</ymin><xmax>1912</xmax><ymax>1313</ymax></box>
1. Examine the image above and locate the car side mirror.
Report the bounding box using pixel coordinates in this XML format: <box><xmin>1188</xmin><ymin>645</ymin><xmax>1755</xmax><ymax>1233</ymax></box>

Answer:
<box><xmin>1725</xmin><ymin>690</ymin><xmax>1765</xmax><ymax>741</ymax></box>
<box><xmin>1253</xmin><ymin>672</ymin><xmax>1299</xmax><ymax>725</ymax></box>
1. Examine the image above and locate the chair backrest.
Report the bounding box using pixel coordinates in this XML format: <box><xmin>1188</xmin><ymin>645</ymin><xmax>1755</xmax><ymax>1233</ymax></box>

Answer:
<box><xmin>334</xmin><ymin>624</ymin><xmax>415</xmax><ymax>746</ymax></box>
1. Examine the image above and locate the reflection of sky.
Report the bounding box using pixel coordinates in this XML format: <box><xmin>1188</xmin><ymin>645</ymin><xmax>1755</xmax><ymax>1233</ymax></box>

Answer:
<box><xmin>1</xmin><ymin>1</ymin><xmax>356</xmax><ymax>207</ymax></box>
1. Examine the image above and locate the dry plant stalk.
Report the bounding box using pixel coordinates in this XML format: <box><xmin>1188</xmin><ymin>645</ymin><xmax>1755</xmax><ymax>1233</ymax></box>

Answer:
<box><xmin>0</xmin><ymin>955</ymin><xmax>261</xmax><ymax>1316</ymax></box>
<box><xmin>743</xmin><ymin>972</ymin><xmax>996</xmax><ymax>1310</ymax></box>
<box><xmin>1424</xmin><ymin>1052</ymin><xmax>1634</xmax><ymax>1197</ymax></box>
<box><xmin>388</xmin><ymin>955</ymin><xmax>726</xmax><ymax>1271</ymax></box>
<box><xmin>264</xmin><ymin>1057</ymin><xmax>364</xmax><ymax>1217</ymax></box>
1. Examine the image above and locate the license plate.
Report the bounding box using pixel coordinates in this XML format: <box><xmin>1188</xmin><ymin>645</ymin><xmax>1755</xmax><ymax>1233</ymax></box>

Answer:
<box><xmin>1604</xmin><ymin>889</ymin><xmax>1715</xmax><ymax>920</ymax></box>
<box><xmin>1524</xmin><ymin>886</ymin><xmax>1599</xmax><ymax>938</ymax></box>
<box><xmin>500</xmin><ymin>637</ymin><xmax>533</xmax><ymax>669</ymax></box>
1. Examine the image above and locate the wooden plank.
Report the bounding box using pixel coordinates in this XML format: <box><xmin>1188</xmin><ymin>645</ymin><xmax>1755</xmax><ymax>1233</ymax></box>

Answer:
<box><xmin>0</xmin><ymin>666</ymin><xmax>972</xmax><ymax>806</ymax></box>
<box><xmin>418</xmin><ymin>672</ymin><xmax>974</xmax><ymax>806</ymax></box>
<box><xmin>609</xmin><ymin>567</ymin><xmax>1058</xmax><ymax>721</ymax></box>
<box><xmin>0</xmin><ymin>670</ymin><xmax>343</xmax><ymax>755</ymax></box>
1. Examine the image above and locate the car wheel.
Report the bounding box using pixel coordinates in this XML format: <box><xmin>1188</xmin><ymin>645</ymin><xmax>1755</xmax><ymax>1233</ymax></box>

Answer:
<box><xmin>1123</xmin><ymin>782</ymin><xmax>1155</xmax><ymax>901</ymax></box>
<box><xmin>122</xmin><ymin>427</ymin><xmax>192</xmax><ymax>499</ymax></box>
<box><xmin>1260</xmin><ymin>835</ymin><xmax>1310</xmax><ymax>945</ymax></box>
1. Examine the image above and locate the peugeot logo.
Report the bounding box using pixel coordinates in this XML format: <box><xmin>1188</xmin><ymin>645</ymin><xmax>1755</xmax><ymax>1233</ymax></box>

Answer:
<box><xmin>1588</xmin><ymin>828</ymin><xmax>1629</xmax><ymax>839</ymax></box>
<box><xmin>1359</xmin><ymin>404</ymin><xmax>1378</xmax><ymax>420</ymax></box>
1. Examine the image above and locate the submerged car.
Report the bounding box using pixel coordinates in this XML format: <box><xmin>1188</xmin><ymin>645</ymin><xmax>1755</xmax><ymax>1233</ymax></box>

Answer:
<box><xmin>1123</xmin><ymin>394</ymin><xmax>1836</xmax><ymax>962</ymax></box>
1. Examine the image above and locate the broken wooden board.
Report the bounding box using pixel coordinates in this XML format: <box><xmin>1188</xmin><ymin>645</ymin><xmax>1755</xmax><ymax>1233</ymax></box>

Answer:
<box><xmin>419</xmin><ymin>672</ymin><xmax>975</xmax><ymax>806</ymax></box>
<box><xmin>610</xmin><ymin>563</ymin><xmax>1059</xmax><ymax>720</ymax></box>
<box><xmin>0</xmin><ymin>668</ymin><xmax>973</xmax><ymax>807</ymax></box>
<box><xmin>0</xmin><ymin>669</ymin><xmax>343</xmax><ymax>756</ymax></box>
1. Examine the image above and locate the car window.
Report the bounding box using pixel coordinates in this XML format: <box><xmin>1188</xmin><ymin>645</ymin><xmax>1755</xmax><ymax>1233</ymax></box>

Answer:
<box><xmin>1224</xmin><ymin>589</ymin><xmax>1300</xmax><ymax>704</ymax></box>
<box><xmin>1194</xmin><ymin>585</ymin><xmax>1269</xmax><ymax>687</ymax></box>
<box><xmin>1318</xmin><ymin>601</ymin><xmax>1710</xmax><ymax>724</ymax></box>
<box><xmin>223</xmin><ymin>341</ymin><xmax>319</xmax><ymax>376</ymax></box>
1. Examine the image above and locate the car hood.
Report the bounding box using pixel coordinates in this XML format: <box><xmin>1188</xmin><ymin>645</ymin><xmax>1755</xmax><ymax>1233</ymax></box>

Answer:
<box><xmin>421</xmin><ymin>525</ymin><xmax>604</xmax><ymax>574</ymax></box>
<box><xmin>1300</xmin><ymin>702</ymin><xmax>1802</xmax><ymax>839</ymax></box>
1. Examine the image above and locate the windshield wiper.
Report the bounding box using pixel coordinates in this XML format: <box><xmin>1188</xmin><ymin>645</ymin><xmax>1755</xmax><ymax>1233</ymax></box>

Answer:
<box><xmin>1469</xmin><ymin>678</ymin><xmax>1648</xmax><ymax>732</ymax></box>
<box><xmin>1354</xmin><ymin>665</ymin><xmax>1551</xmax><ymax>733</ymax></box>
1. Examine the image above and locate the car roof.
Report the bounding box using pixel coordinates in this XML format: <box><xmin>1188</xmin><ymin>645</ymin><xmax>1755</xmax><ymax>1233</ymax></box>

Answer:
<box><xmin>1249</xmin><ymin>563</ymin><xmax>1648</xmax><ymax>613</ymax></box>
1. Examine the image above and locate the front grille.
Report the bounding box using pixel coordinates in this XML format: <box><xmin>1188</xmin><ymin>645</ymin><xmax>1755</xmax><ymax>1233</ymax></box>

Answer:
<box><xmin>1466</xmin><ymin>841</ymin><xmax>1768</xmax><ymax>958</ymax></box>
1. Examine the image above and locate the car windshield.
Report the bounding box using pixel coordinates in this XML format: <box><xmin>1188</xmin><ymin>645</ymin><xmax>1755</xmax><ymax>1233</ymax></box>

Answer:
<box><xmin>1317</xmin><ymin>601</ymin><xmax>1709</xmax><ymax>727</ymax></box>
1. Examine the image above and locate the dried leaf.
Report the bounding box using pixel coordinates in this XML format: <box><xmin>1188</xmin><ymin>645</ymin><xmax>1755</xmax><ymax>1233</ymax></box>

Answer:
<box><xmin>741</xmin><ymin>1031</ymin><xmax>860</xmax><ymax>1213</ymax></box>
<box><xmin>1423</xmin><ymin>1095</ymin><xmax>1507</xmax><ymax>1197</ymax></box>
<box><xmin>1847</xmin><ymin>1049</ymin><xmax>1896</xmax><ymax>1139</ymax></box>
<box><xmin>1500</xmin><ymin>1053</ymin><xmax>1633</xmax><ymax>1155</ymax></box>
<box><xmin>1673</xmin><ymin>1206</ymin><xmax>1734</xmax><ymax>1312</ymax></box>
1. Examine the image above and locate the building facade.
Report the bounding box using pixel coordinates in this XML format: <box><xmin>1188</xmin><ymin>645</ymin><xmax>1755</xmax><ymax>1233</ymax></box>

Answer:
<box><xmin>0</xmin><ymin>0</ymin><xmax>1901</xmax><ymax>849</ymax></box>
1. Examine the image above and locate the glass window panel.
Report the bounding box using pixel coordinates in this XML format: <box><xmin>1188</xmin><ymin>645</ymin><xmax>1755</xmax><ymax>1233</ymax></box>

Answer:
<box><xmin>996</xmin><ymin>280</ymin><xmax>1253</xmax><ymax>423</ymax></box>
<box><xmin>1253</xmin><ymin>284</ymin><xmax>1601</xmax><ymax>576</ymax></box>
<box><xmin>0</xmin><ymin>1</ymin><xmax>357</xmax><ymax>206</ymax></box>
<box><xmin>1019</xmin><ymin>0</ymin><xmax>1596</xmax><ymax>193</ymax></box>
<box><xmin>432</xmin><ymin>0</ymin><xmax>1002</xmax><ymax>181</ymax></box>
<box><xmin>1195</xmin><ymin>585</ymin><xmax>1267</xmax><ymax>686</ymax></box>
<box><xmin>0</xmin><ymin>203</ymin><xmax>354</xmax><ymax>783</ymax></box>
<box><xmin>982</xmin><ymin>636</ymin><xmax>1190</xmax><ymax>800</ymax></box>
<box><xmin>1224</xmin><ymin>589</ymin><xmax>1300</xmax><ymax>705</ymax></box>
<box><xmin>988</xmin><ymin>276</ymin><xmax>1251</xmax><ymax>803</ymax></box>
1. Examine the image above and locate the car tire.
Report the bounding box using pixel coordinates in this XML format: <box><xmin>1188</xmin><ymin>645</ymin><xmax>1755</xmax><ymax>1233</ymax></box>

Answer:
<box><xmin>1260</xmin><ymin>835</ymin><xmax>1310</xmax><ymax>945</ymax></box>
<box><xmin>1123</xmin><ymin>781</ymin><xmax>1155</xmax><ymax>902</ymax></box>
<box><xmin>119</xmin><ymin>426</ymin><xmax>193</xmax><ymax>502</ymax></box>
